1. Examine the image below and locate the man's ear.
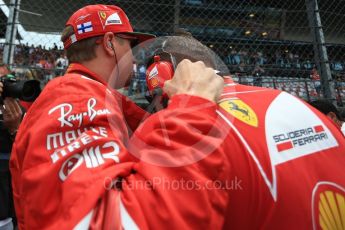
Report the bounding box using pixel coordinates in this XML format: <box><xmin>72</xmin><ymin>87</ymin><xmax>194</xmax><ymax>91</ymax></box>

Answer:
<box><xmin>102</xmin><ymin>32</ymin><xmax>115</xmax><ymax>56</ymax></box>
<box><xmin>328</xmin><ymin>111</ymin><xmax>341</xmax><ymax>125</ymax></box>
<box><xmin>328</xmin><ymin>112</ymin><xmax>337</xmax><ymax>120</ymax></box>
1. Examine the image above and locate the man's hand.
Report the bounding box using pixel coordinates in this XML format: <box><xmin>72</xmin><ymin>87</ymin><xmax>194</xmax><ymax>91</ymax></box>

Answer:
<box><xmin>163</xmin><ymin>59</ymin><xmax>224</xmax><ymax>103</ymax></box>
<box><xmin>0</xmin><ymin>98</ymin><xmax>23</xmax><ymax>134</ymax></box>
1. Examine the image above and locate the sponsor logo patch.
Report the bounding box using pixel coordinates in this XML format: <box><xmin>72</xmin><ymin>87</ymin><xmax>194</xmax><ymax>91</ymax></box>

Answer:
<box><xmin>219</xmin><ymin>99</ymin><xmax>258</xmax><ymax>127</ymax></box>
<box><xmin>106</xmin><ymin>12</ymin><xmax>122</xmax><ymax>25</ymax></box>
<box><xmin>75</xmin><ymin>14</ymin><xmax>91</xmax><ymax>23</ymax></box>
<box><xmin>59</xmin><ymin>141</ymin><xmax>120</xmax><ymax>181</ymax></box>
<box><xmin>150</xmin><ymin>78</ymin><xmax>159</xmax><ymax>88</ymax></box>
<box><xmin>48</xmin><ymin>98</ymin><xmax>111</xmax><ymax>128</ymax></box>
<box><xmin>149</xmin><ymin>65</ymin><xmax>158</xmax><ymax>79</ymax></box>
<box><xmin>312</xmin><ymin>182</ymin><xmax>345</xmax><ymax>230</ymax></box>
<box><xmin>274</xmin><ymin>125</ymin><xmax>328</xmax><ymax>152</ymax></box>
<box><xmin>266</xmin><ymin>92</ymin><xmax>338</xmax><ymax>166</ymax></box>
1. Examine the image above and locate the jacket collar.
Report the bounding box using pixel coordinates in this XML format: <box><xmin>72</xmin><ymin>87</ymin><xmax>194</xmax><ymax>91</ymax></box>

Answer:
<box><xmin>66</xmin><ymin>63</ymin><xmax>149</xmax><ymax>132</ymax></box>
<box><xmin>66</xmin><ymin>63</ymin><xmax>108</xmax><ymax>86</ymax></box>
<box><xmin>223</xmin><ymin>76</ymin><xmax>235</xmax><ymax>85</ymax></box>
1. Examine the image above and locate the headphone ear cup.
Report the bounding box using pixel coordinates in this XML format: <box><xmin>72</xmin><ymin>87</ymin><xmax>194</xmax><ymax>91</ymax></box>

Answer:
<box><xmin>146</xmin><ymin>61</ymin><xmax>174</xmax><ymax>95</ymax></box>
<box><xmin>107</xmin><ymin>41</ymin><xmax>113</xmax><ymax>48</ymax></box>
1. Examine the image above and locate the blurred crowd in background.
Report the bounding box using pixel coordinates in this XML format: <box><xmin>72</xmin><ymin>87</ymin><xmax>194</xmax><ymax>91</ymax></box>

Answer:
<box><xmin>2</xmin><ymin>43</ymin><xmax>345</xmax><ymax>104</ymax></box>
<box><xmin>0</xmin><ymin>43</ymin><xmax>68</xmax><ymax>83</ymax></box>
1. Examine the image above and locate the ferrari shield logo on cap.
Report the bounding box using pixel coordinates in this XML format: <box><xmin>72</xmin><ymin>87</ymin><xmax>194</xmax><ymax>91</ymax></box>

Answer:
<box><xmin>98</xmin><ymin>11</ymin><xmax>108</xmax><ymax>29</ymax></box>
<box><xmin>99</xmin><ymin>11</ymin><xmax>107</xmax><ymax>20</ymax></box>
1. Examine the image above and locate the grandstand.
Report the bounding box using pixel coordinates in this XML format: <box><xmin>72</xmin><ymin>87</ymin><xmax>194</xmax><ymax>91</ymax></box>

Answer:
<box><xmin>1</xmin><ymin>0</ymin><xmax>345</xmax><ymax>104</ymax></box>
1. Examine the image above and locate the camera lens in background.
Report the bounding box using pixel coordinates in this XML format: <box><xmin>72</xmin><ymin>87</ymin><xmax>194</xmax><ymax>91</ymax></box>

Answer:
<box><xmin>21</xmin><ymin>80</ymin><xmax>41</xmax><ymax>102</ymax></box>
<box><xmin>2</xmin><ymin>78</ymin><xmax>41</xmax><ymax>102</ymax></box>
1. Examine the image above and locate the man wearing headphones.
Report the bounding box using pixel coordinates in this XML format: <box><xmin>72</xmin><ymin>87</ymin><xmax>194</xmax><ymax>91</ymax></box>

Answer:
<box><xmin>10</xmin><ymin>5</ymin><xmax>225</xmax><ymax>229</ymax></box>
<box><xmin>141</xmin><ymin>32</ymin><xmax>345</xmax><ymax>229</ymax></box>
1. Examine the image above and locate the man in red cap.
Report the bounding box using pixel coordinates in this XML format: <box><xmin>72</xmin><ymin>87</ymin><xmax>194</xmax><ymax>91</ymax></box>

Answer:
<box><xmin>10</xmin><ymin>4</ymin><xmax>225</xmax><ymax>229</ymax></box>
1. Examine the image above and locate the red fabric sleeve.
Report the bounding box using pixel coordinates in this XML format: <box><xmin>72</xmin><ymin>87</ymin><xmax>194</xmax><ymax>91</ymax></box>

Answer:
<box><xmin>94</xmin><ymin>95</ymin><xmax>230</xmax><ymax>229</ymax></box>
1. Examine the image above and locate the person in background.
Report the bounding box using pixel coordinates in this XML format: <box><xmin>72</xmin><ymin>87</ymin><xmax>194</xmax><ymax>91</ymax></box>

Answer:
<box><xmin>127</xmin><ymin>61</ymin><xmax>137</xmax><ymax>96</ymax></box>
<box><xmin>309</xmin><ymin>99</ymin><xmax>345</xmax><ymax>136</ymax></box>
<box><xmin>138</xmin><ymin>64</ymin><xmax>147</xmax><ymax>96</ymax></box>
<box><xmin>0</xmin><ymin>68</ymin><xmax>23</xmax><ymax>230</ymax></box>
<box><xmin>0</xmin><ymin>64</ymin><xmax>10</xmax><ymax>77</ymax></box>
<box><xmin>55</xmin><ymin>54</ymin><xmax>69</xmax><ymax>76</ymax></box>
<box><xmin>252</xmin><ymin>64</ymin><xmax>264</xmax><ymax>87</ymax></box>
<box><xmin>311</xmin><ymin>67</ymin><xmax>321</xmax><ymax>95</ymax></box>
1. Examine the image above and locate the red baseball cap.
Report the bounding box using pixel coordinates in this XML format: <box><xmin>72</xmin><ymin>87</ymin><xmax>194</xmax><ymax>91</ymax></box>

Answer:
<box><xmin>63</xmin><ymin>4</ymin><xmax>155</xmax><ymax>49</ymax></box>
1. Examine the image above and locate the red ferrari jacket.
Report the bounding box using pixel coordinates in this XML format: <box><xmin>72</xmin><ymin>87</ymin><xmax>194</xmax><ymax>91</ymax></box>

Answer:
<box><xmin>127</xmin><ymin>77</ymin><xmax>345</xmax><ymax>229</ymax></box>
<box><xmin>10</xmin><ymin>63</ymin><xmax>229</xmax><ymax>229</ymax></box>
<box><xmin>217</xmin><ymin>78</ymin><xmax>345</xmax><ymax>229</ymax></box>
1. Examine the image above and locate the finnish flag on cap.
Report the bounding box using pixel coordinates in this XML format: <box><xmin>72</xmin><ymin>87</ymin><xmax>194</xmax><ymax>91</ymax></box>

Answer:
<box><xmin>77</xmin><ymin>21</ymin><xmax>93</xmax><ymax>34</ymax></box>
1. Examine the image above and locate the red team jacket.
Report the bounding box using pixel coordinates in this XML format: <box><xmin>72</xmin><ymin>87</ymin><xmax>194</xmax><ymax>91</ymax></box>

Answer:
<box><xmin>10</xmin><ymin>64</ymin><xmax>345</xmax><ymax>229</ymax></box>
<box><xmin>128</xmin><ymin>77</ymin><xmax>345</xmax><ymax>229</ymax></box>
<box><xmin>10</xmin><ymin>63</ymin><xmax>229</xmax><ymax>229</ymax></box>
<box><xmin>216</xmin><ymin>78</ymin><xmax>345</xmax><ymax>229</ymax></box>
